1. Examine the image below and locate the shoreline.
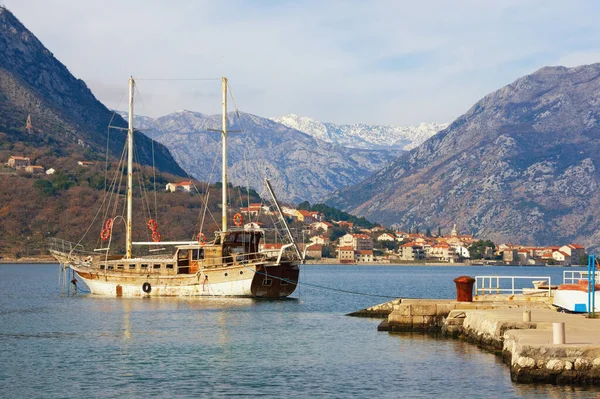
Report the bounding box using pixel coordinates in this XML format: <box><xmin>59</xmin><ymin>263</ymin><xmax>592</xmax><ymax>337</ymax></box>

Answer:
<box><xmin>0</xmin><ymin>257</ymin><xmax>57</xmax><ymax>264</ymax></box>
<box><xmin>1</xmin><ymin>256</ymin><xmax>580</xmax><ymax>268</ymax></box>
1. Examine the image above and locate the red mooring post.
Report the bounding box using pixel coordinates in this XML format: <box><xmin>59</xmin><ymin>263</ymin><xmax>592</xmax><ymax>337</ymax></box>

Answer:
<box><xmin>454</xmin><ymin>276</ymin><xmax>476</xmax><ymax>302</ymax></box>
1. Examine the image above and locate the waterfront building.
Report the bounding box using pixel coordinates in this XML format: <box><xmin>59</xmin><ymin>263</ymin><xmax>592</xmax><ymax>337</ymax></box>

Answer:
<box><xmin>559</xmin><ymin>244</ymin><xmax>586</xmax><ymax>264</ymax></box>
<box><xmin>337</xmin><ymin>246</ymin><xmax>355</xmax><ymax>263</ymax></box>
<box><xmin>355</xmin><ymin>250</ymin><xmax>374</xmax><ymax>263</ymax></box>
<box><xmin>399</xmin><ymin>242</ymin><xmax>425</xmax><ymax>260</ymax></box>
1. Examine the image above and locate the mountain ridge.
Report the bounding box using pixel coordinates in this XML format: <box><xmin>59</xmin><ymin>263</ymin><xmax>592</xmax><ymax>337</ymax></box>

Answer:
<box><xmin>0</xmin><ymin>6</ymin><xmax>185</xmax><ymax>176</ymax></box>
<box><xmin>326</xmin><ymin>63</ymin><xmax>600</xmax><ymax>250</ymax></box>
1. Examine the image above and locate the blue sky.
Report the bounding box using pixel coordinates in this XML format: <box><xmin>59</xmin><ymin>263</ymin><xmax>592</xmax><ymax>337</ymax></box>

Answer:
<box><xmin>5</xmin><ymin>0</ymin><xmax>600</xmax><ymax>125</ymax></box>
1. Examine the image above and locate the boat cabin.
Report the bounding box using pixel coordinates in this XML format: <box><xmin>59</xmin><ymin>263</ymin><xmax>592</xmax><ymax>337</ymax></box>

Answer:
<box><xmin>175</xmin><ymin>230</ymin><xmax>264</xmax><ymax>274</ymax></box>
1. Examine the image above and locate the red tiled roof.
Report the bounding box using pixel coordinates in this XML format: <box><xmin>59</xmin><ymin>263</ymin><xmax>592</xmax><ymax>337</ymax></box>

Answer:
<box><xmin>569</xmin><ymin>244</ymin><xmax>585</xmax><ymax>249</ymax></box>
<box><xmin>356</xmin><ymin>250</ymin><xmax>373</xmax><ymax>255</ymax></box>
<box><xmin>338</xmin><ymin>246</ymin><xmax>354</xmax><ymax>251</ymax></box>
<box><xmin>353</xmin><ymin>234</ymin><xmax>370</xmax><ymax>239</ymax></box>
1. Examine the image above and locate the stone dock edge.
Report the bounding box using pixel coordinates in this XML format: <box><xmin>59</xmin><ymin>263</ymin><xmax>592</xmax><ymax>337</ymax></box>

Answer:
<box><xmin>349</xmin><ymin>297</ymin><xmax>600</xmax><ymax>385</ymax></box>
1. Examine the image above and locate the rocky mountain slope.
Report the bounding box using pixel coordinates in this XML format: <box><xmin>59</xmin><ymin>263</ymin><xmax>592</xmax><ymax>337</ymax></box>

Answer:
<box><xmin>0</xmin><ymin>7</ymin><xmax>184</xmax><ymax>176</ymax></box>
<box><xmin>133</xmin><ymin>110</ymin><xmax>396</xmax><ymax>203</ymax></box>
<box><xmin>326</xmin><ymin>64</ymin><xmax>600</xmax><ymax>249</ymax></box>
<box><xmin>271</xmin><ymin>114</ymin><xmax>448</xmax><ymax>150</ymax></box>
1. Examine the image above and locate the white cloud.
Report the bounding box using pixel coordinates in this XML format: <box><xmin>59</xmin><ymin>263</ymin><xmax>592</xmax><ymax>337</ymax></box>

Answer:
<box><xmin>4</xmin><ymin>0</ymin><xmax>600</xmax><ymax>125</ymax></box>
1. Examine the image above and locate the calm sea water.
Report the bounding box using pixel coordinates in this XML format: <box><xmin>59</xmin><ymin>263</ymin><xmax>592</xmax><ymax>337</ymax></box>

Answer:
<box><xmin>1</xmin><ymin>264</ymin><xmax>599</xmax><ymax>398</ymax></box>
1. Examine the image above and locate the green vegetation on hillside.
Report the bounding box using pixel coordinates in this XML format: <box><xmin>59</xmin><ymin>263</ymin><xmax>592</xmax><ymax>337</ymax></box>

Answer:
<box><xmin>0</xmin><ymin>159</ymin><xmax>261</xmax><ymax>258</ymax></box>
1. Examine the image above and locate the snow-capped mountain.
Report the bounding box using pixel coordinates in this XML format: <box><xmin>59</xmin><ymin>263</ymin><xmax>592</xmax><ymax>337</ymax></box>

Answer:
<box><xmin>130</xmin><ymin>110</ymin><xmax>397</xmax><ymax>203</ymax></box>
<box><xmin>270</xmin><ymin>114</ymin><xmax>448</xmax><ymax>150</ymax></box>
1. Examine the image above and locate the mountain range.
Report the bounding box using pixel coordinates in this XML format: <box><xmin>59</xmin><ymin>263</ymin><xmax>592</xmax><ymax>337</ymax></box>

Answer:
<box><xmin>130</xmin><ymin>110</ymin><xmax>398</xmax><ymax>203</ymax></box>
<box><xmin>271</xmin><ymin>114</ymin><xmax>447</xmax><ymax>151</ymax></box>
<box><xmin>326</xmin><ymin>64</ymin><xmax>600</xmax><ymax>249</ymax></box>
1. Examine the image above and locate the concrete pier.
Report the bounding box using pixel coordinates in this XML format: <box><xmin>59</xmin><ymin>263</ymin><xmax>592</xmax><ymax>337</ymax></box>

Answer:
<box><xmin>352</xmin><ymin>296</ymin><xmax>600</xmax><ymax>384</ymax></box>
<box><xmin>467</xmin><ymin>308</ymin><xmax>600</xmax><ymax>384</ymax></box>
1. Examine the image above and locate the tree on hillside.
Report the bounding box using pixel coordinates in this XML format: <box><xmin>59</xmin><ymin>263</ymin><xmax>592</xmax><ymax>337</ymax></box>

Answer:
<box><xmin>297</xmin><ymin>201</ymin><xmax>311</xmax><ymax>210</ymax></box>
<box><xmin>468</xmin><ymin>240</ymin><xmax>496</xmax><ymax>260</ymax></box>
<box><xmin>329</xmin><ymin>226</ymin><xmax>347</xmax><ymax>243</ymax></box>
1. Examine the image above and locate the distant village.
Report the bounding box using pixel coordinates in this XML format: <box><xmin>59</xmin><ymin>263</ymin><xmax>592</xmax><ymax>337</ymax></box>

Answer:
<box><xmin>227</xmin><ymin>200</ymin><xmax>588</xmax><ymax>266</ymax></box>
<box><xmin>4</xmin><ymin>154</ymin><xmax>94</xmax><ymax>175</ymax></box>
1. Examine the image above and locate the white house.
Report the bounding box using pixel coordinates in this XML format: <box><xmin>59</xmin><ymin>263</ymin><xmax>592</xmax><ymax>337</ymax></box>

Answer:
<box><xmin>552</xmin><ymin>250</ymin><xmax>572</xmax><ymax>266</ymax></box>
<box><xmin>559</xmin><ymin>244</ymin><xmax>586</xmax><ymax>264</ymax></box>
<box><xmin>356</xmin><ymin>250</ymin><xmax>374</xmax><ymax>263</ymax></box>
<box><xmin>310</xmin><ymin>235</ymin><xmax>330</xmax><ymax>245</ymax></box>
<box><xmin>339</xmin><ymin>233</ymin><xmax>372</xmax><ymax>251</ymax></box>
<box><xmin>454</xmin><ymin>245</ymin><xmax>470</xmax><ymax>259</ymax></box>
<box><xmin>311</xmin><ymin>221</ymin><xmax>333</xmax><ymax>232</ymax></box>
<box><xmin>377</xmin><ymin>233</ymin><xmax>396</xmax><ymax>242</ymax></box>
<box><xmin>7</xmin><ymin>156</ymin><xmax>30</xmax><ymax>169</ymax></box>
<box><xmin>260</xmin><ymin>243</ymin><xmax>283</xmax><ymax>258</ymax></box>
<box><xmin>166</xmin><ymin>181</ymin><xmax>193</xmax><ymax>192</ymax></box>
<box><xmin>240</xmin><ymin>203</ymin><xmax>262</xmax><ymax>217</ymax></box>
<box><xmin>399</xmin><ymin>242</ymin><xmax>425</xmax><ymax>260</ymax></box>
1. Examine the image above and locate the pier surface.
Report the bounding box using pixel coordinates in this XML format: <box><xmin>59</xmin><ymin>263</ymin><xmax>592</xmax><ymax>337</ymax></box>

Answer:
<box><xmin>353</xmin><ymin>296</ymin><xmax>600</xmax><ymax>384</ymax></box>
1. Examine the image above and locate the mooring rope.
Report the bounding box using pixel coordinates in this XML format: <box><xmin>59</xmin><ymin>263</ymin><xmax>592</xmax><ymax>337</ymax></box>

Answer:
<box><xmin>242</xmin><ymin>264</ymin><xmax>401</xmax><ymax>299</ymax></box>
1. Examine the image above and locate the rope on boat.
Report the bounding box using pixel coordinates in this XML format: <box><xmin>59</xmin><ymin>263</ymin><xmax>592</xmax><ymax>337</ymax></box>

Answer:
<box><xmin>242</xmin><ymin>264</ymin><xmax>401</xmax><ymax>299</ymax></box>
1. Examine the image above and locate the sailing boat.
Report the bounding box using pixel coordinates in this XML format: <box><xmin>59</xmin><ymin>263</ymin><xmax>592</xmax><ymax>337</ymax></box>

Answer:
<box><xmin>50</xmin><ymin>77</ymin><xmax>301</xmax><ymax>298</ymax></box>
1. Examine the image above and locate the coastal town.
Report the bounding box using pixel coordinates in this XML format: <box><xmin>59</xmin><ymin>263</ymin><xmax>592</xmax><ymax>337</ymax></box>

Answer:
<box><xmin>230</xmin><ymin>200</ymin><xmax>587</xmax><ymax>266</ymax></box>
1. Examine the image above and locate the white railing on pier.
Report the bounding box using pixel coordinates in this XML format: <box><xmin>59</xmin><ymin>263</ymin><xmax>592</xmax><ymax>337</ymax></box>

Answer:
<box><xmin>475</xmin><ymin>275</ymin><xmax>552</xmax><ymax>296</ymax></box>
<box><xmin>563</xmin><ymin>270</ymin><xmax>600</xmax><ymax>285</ymax></box>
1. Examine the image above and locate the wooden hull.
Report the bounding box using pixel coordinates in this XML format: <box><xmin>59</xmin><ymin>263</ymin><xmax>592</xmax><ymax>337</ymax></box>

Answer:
<box><xmin>66</xmin><ymin>260</ymin><xmax>298</xmax><ymax>298</ymax></box>
<box><xmin>250</xmin><ymin>262</ymin><xmax>299</xmax><ymax>298</ymax></box>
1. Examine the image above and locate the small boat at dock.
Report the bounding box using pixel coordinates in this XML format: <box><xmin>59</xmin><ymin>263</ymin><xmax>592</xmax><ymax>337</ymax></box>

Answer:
<box><xmin>553</xmin><ymin>280</ymin><xmax>600</xmax><ymax>313</ymax></box>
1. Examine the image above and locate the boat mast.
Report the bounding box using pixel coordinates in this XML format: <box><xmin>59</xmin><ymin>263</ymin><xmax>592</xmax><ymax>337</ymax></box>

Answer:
<box><xmin>221</xmin><ymin>77</ymin><xmax>228</xmax><ymax>232</ymax></box>
<box><xmin>126</xmin><ymin>76</ymin><xmax>134</xmax><ymax>258</ymax></box>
